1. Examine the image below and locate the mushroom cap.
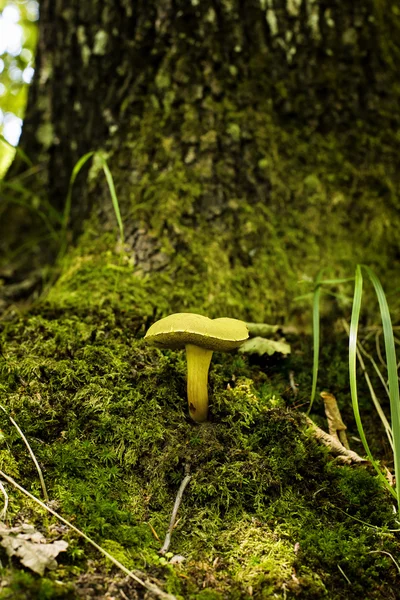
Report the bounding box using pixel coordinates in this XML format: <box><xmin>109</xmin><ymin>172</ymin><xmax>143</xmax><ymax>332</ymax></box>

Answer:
<box><xmin>144</xmin><ymin>313</ymin><xmax>249</xmax><ymax>351</ymax></box>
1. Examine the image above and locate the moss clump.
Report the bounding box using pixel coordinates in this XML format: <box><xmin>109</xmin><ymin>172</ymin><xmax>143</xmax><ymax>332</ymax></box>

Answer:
<box><xmin>0</xmin><ymin>571</ymin><xmax>74</xmax><ymax>599</ymax></box>
<box><xmin>0</xmin><ymin>298</ymin><xmax>399</xmax><ymax>599</ymax></box>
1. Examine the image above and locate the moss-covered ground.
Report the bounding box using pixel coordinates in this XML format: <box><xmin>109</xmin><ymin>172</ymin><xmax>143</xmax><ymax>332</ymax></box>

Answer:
<box><xmin>0</xmin><ymin>245</ymin><xmax>399</xmax><ymax>600</ymax></box>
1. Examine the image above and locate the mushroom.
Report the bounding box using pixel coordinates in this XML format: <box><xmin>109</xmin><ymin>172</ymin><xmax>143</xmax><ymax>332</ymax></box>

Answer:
<box><xmin>144</xmin><ymin>313</ymin><xmax>249</xmax><ymax>422</ymax></box>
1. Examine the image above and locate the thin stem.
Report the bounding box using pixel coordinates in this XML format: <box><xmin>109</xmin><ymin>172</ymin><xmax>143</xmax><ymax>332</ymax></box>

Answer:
<box><xmin>341</xmin><ymin>321</ymin><xmax>393</xmax><ymax>451</ymax></box>
<box><xmin>375</xmin><ymin>331</ymin><xmax>387</xmax><ymax>368</ymax></box>
<box><xmin>0</xmin><ymin>404</ymin><xmax>49</xmax><ymax>502</ymax></box>
<box><xmin>307</xmin><ymin>269</ymin><xmax>324</xmax><ymax>415</ymax></box>
<box><xmin>368</xmin><ymin>551</ymin><xmax>400</xmax><ymax>575</ymax></box>
<box><xmin>0</xmin><ymin>480</ymin><xmax>8</xmax><ymax>519</ymax></box>
<box><xmin>160</xmin><ymin>464</ymin><xmax>191</xmax><ymax>554</ymax></box>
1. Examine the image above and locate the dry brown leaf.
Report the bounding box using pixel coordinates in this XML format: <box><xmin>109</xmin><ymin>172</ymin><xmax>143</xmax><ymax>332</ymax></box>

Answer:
<box><xmin>0</xmin><ymin>521</ymin><xmax>68</xmax><ymax>575</ymax></box>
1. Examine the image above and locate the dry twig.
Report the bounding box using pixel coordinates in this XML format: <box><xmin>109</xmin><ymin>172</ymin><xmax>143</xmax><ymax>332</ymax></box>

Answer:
<box><xmin>160</xmin><ymin>464</ymin><xmax>191</xmax><ymax>555</ymax></box>
<box><xmin>305</xmin><ymin>417</ymin><xmax>366</xmax><ymax>463</ymax></box>
<box><xmin>0</xmin><ymin>404</ymin><xmax>49</xmax><ymax>502</ymax></box>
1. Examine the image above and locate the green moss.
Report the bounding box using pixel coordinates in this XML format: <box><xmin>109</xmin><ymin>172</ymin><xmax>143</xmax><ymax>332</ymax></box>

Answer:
<box><xmin>0</xmin><ymin>304</ymin><xmax>398</xmax><ymax>598</ymax></box>
<box><xmin>0</xmin><ymin>571</ymin><xmax>74</xmax><ymax>599</ymax></box>
<box><xmin>57</xmin><ymin>62</ymin><xmax>400</xmax><ymax>328</ymax></box>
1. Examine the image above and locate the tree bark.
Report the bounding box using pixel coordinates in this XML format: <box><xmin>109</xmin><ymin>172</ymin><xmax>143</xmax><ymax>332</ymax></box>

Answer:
<box><xmin>2</xmin><ymin>0</ymin><xmax>400</xmax><ymax>318</ymax></box>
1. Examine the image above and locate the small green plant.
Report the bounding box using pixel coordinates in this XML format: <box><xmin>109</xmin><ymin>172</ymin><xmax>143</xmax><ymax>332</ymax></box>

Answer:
<box><xmin>1</xmin><ymin>149</ymin><xmax>124</xmax><ymax>271</ymax></box>
<box><xmin>306</xmin><ymin>272</ymin><xmax>355</xmax><ymax>415</ymax></box>
<box><xmin>0</xmin><ymin>142</ymin><xmax>63</xmax><ymax>252</ymax></box>
<box><xmin>309</xmin><ymin>265</ymin><xmax>399</xmax><ymax>506</ymax></box>
<box><xmin>61</xmin><ymin>151</ymin><xmax>124</xmax><ymax>257</ymax></box>
<box><xmin>349</xmin><ymin>266</ymin><xmax>399</xmax><ymax>504</ymax></box>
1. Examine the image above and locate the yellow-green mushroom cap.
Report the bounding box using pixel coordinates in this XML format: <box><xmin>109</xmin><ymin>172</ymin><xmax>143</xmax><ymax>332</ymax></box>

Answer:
<box><xmin>145</xmin><ymin>313</ymin><xmax>249</xmax><ymax>422</ymax></box>
<box><xmin>144</xmin><ymin>313</ymin><xmax>249</xmax><ymax>350</ymax></box>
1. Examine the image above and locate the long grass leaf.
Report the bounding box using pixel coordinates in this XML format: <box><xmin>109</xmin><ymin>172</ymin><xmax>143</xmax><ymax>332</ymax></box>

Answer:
<box><xmin>0</xmin><ymin>405</ymin><xmax>48</xmax><ymax>502</ymax></box>
<box><xmin>342</xmin><ymin>319</ymin><xmax>393</xmax><ymax>450</ymax></box>
<box><xmin>61</xmin><ymin>152</ymin><xmax>124</xmax><ymax>250</ymax></box>
<box><xmin>349</xmin><ymin>266</ymin><xmax>396</xmax><ymax>498</ymax></box>
<box><xmin>62</xmin><ymin>151</ymin><xmax>95</xmax><ymax>230</ymax></box>
<box><xmin>6</xmin><ymin>233</ymin><xmax>55</xmax><ymax>262</ymax></box>
<box><xmin>320</xmin><ymin>277</ymin><xmax>355</xmax><ymax>285</ymax></box>
<box><xmin>2</xmin><ymin>181</ymin><xmax>63</xmax><ymax>224</ymax></box>
<box><xmin>1</xmin><ymin>195</ymin><xmax>59</xmax><ymax>241</ymax></box>
<box><xmin>319</xmin><ymin>289</ymin><xmax>352</xmax><ymax>303</ymax></box>
<box><xmin>307</xmin><ymin>269</ymin><xmax>324</xmax><ymax>415</ymax></box>
<box><xmin>98</xmin><ymin>155</ymin><xmax>124</xmax><ymax>242</ymax></box>
<box><xmin>0</xmin><ymin>135</ymin><xmax>33</xmax><ymax>167</ymax></box>
<box><xmin>362</xmin><ymin>265</ymin><xmax>400</xmax><ymax>506</ymax></box>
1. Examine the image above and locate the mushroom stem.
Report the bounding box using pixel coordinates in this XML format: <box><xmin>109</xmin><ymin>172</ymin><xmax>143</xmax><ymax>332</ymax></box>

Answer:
<box><xmin>185</xmin><ymin>344</ymin><xmax>213</xmax><ymax>422</ymax></box>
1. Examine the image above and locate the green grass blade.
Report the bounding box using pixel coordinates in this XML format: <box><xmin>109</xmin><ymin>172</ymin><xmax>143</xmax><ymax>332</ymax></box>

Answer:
<box><xmin>319</xmin><ymin>277</ymin><xmax>355</xmax><ymax>285</ymax></box>
<box><xmin>319</xmin><ymin>289</ymin><xmax>352</xmax><ymax>303</ymax></box>
<box><xmin>62</xmin><ymin>152</ymin><xmax>124</xmax><ymax>243</ymax></box>
<box><xmin>307</xmin><ymin>269</ymin><xmax>324</xmax><ymax>415</ymax></box>
<box><xmin>62</xmin><ymin>151</ymin><xmax>95</xmax><ymax>230</ymax></box>
<box><xmin>2</xmin><ymin>181</ymin><xmax>63</xmax><ymax>224</ymax></box>
<box><xmin>58</xmin><ymin>152</ymin><xmax>124</xmax><ymax>268</ymax></box>
<box><xmin>349</xmin><ymin>266</ymin><xmax>396</xmax><ymax>499</ymax></box>
<box><xmin>362</xmin><ymin>265</ymin><xmax>400</xmax><ymax>506</ymax></box>
<box><xmin>98</xmin><ymin>155</ymin><xmax>124</xmax><ymax>243</ymax></box>
<box><xmin>342</xmin><ymin>319</ymin><xmax>393</xmax><ymax>449</ymax></box>
<box><xmin>6</xmin><ymin>233</ymin><xmax>56</xmax><ymax>262</ymax></box>
<box><xmin>0</xmin><ymin>135</ymin><xmax>33</xmax><ymax>168</ymax></box>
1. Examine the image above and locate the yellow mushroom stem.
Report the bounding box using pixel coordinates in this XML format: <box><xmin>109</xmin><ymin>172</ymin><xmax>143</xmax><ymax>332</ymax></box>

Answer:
<box><xmin>185</xmin><ymin>344</ymin><xmax>213</xmax><ymax>422</ymax></box>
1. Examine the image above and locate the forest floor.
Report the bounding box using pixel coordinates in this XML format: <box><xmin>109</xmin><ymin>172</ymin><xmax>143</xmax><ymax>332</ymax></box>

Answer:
<box><xmin>0</xmin><ymin>240</ymin><xmax>399</xmax><ymax>600</ymax></box>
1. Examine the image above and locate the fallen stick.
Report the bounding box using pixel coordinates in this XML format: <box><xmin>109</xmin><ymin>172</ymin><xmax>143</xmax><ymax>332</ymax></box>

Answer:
<box><xmin>160</xmin><ymin>465</ymin><xmax>191</xmax><ymax>555</ymax></box>
<box><xmin>305</xmin><ymin>417</ymin><xmax>366</xmax><ymax>463</ymax></box>
<box><xmin>0</xmin><ymin>404</ymin><xmax>49</xmax><ymax>502</ymax></box>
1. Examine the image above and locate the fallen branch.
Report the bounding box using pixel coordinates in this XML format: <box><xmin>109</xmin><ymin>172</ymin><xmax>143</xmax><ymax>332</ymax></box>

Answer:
<box><xmin>305</xmin><ymin>417</ymin><xmax>366</xmax><ymax>463</ymax></box>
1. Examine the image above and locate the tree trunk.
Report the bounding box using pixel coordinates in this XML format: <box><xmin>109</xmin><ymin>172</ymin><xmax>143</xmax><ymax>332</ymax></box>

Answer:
<box><xmin>1</xmin><ymin>2</ymin><xmax>400</xmax><ymax>598</ymax></box>
<box><xmin>3</xmin><ymin>0</ymin><xmax>400</xmax><ymax>320</ymax></box>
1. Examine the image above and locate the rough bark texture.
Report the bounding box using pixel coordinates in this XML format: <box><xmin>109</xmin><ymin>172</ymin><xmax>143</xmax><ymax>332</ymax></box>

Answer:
<box><xmin>25</xmin><ymin>0</ymin><xmax>400</xmax><ymax>205</ymax></box>
<box><xmin>3</xmin><ymin>0</ymin><xmax>400</xmax><ymax>321</ymax></box>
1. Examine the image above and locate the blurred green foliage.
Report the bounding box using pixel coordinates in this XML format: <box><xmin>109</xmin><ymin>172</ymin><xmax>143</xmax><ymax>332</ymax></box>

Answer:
<box><xmin>0</xmin><ymin>0</ymin><xmax>38</xmax><ymax>176</ymax></box>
